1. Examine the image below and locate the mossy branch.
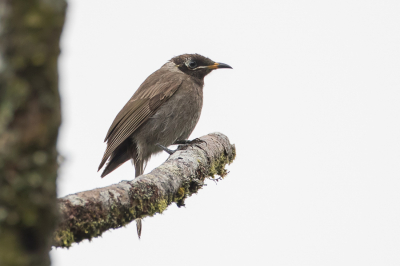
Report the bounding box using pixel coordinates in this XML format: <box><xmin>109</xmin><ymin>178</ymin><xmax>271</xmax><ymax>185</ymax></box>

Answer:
<box><xmin>53</xmin><ymin>132</ymin><xmax>236</xmax><ymax>248</ymax></box>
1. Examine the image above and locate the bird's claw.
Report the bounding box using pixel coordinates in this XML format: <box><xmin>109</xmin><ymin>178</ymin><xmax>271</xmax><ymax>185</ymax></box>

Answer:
<box><xmin>173</xmin><ymin>138</ymin><xmax>207</xmax><ymax>146</ymax></box>
<box><xmin>156</xmin><ymin>143</ymin><xmax>176</xmax><ymax>155</ymax></box>
<box><xmin>190</xmin><ymin>138</ymin><xmax>207</xmax><ymax>146</ymax></box>
<box><xmin>158</xmin><ymin>138</ymin><xmax>207</xmax><ymax>155</ymax></box>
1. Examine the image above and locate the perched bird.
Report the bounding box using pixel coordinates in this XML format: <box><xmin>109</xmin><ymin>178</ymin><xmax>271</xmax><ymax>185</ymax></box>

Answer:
<box><xmin>98</xmin><ymin>53</ymin><xmax>232</xmax><ymax>237</ymax></box>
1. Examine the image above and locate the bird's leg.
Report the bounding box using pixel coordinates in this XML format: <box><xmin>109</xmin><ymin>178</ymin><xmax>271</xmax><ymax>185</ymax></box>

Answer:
<box><xmin>157</xmin><ymin>138</ymin><xmax>207</xmax><ymax>155</ymax></box>
<box><xmin>156</xmin><ymin>143</ymin><xmax>176</xmax><ymax>155</ymax></box>
<box><xmin>173</xmin><ymin>138</ymin><xmax>207</xmax><ymax>146</ymax></box>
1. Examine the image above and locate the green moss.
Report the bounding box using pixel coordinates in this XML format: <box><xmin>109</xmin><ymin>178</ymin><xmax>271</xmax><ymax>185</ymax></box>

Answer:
<box><xmin>230</xmin><ymin>144</ymin><xmax>237</xmax><ymax>163</ymax></box>
<box><xmin>54</xmin><ymin>182</ymin><xmax>184</xmax><ymax>247</ymax></box>
<box><xmin>53</xmin><ymin>143</ymin><xmax>237</xmax><ymax>248</ymax></box>
<box><xmin>175</xmin><ymin>187</ymin><xmax>185</xmax><ymax>201</ymax></box>
<box><xmin>54</xmin><ymin>229</ymin><xmax>74</xmax><ymax>248</ymax></box>
<box><xmin>208</xmin><ymin>144</ymin><xmax>236</xmax><ymax>179</ymax></box>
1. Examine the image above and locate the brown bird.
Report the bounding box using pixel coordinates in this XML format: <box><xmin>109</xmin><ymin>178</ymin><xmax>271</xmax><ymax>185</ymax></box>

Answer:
<box><xmin>98</xmin><ymin>53</ymin><xmax>232</xmax><ymax>237</ymax></box>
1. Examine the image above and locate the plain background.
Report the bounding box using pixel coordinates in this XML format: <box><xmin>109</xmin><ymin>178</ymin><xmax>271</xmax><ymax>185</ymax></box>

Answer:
<box><xmin>51</xmin><ymin>1</ymin><xmax>400</xmax><ymax>265</ymax></box>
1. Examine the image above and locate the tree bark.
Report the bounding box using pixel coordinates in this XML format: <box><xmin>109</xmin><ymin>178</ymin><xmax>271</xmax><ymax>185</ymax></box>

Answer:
<box><xmin>0</xmin><ymin>0</ymin><xmax>66</xmax><ymax>265</ymax></box>
<box><xmin>53</xmin><ymin>132</ymin><xmax>236</xmax><ymax>248</ymax></box>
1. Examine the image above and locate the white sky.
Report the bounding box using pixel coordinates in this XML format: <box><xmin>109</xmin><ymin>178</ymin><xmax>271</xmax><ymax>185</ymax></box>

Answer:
<box><xmin>51</xmin><ymin>1</ymin><xmax>400</xmax><ymax>265</ymax></box>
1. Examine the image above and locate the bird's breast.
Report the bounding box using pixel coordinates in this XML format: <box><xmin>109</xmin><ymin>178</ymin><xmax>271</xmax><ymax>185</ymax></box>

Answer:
<box><xmin>153</xmin><ymin>79</ymin><xmax>203</xmax><ymax>137</ymax></box>
<box><xmin>132</xmin><ymin>79</ymin><xmax>204</xmax><ymax>159</ymax></box>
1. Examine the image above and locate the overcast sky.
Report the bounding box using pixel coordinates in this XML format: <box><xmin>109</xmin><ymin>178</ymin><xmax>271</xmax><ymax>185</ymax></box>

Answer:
<box><xmin>51</xmin><ymin>1</ymin><xmax>400</xmax><ymax>265</ymax></box>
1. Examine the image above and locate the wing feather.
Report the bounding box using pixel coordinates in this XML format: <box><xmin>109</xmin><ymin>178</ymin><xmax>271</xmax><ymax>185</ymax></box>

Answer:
<box><xmin>98</xmin><ymin>72</ymin><xmax>183</xmax><ymax>171</ymax></box>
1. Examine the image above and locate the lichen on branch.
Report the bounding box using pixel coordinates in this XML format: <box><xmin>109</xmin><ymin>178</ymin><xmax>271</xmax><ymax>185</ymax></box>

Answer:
<box><xmin>53</xmin><ymin>132</ymin><xmax>236</xmax><ymax>248</ymax></box>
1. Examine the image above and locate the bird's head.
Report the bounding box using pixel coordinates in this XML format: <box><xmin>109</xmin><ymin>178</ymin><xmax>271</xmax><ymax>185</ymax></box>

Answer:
<box><xmin>171</xmin><ymin>54</ymin><xmax>232</xmax><ymax>79</ymax></box>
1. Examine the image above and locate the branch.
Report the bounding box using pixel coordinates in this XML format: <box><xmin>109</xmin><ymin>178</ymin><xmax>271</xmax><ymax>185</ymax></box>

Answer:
<box><xmin>53</xmin><ymin>132</ymin><xmax>236</xmax><ymax>248</ymax></box>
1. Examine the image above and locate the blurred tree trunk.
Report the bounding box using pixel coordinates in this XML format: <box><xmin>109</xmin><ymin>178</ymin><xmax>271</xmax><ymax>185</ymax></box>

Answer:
<box><xmin>0</xmin><ymin>0</ymin><xmax>66</xmax><ymax>265</ymax></box>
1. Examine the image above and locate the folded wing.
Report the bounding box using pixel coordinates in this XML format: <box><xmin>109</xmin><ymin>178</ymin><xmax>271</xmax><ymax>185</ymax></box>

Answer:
<box><xmin>98</xmin><ymin>72</ymin><xmax>183</xmax><ymax>171</ymax></box>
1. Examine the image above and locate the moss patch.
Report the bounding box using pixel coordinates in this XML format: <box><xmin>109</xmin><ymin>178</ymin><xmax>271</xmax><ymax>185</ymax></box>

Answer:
<box><xmin>53</xmin><ymin>143</ymin><xmax>237</xmax><ymax>248</ymax></box>
<box><xmin>208</xmin><ymin>144</ymin><xmax>236</xmax><ymax>179</ymax></box>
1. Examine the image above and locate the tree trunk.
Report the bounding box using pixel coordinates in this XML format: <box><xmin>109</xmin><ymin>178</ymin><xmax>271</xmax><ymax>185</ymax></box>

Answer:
<box><xmin>0</xmin><ymin>0</ymin><xmax>66</xmax><ymax>265</ymax></box>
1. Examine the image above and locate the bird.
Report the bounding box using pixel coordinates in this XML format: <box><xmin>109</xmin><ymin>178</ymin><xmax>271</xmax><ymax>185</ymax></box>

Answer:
<box><xmin>98</xmin><ymin>53</ymin><xmax>232</xmax><ymax>238</ymax></box>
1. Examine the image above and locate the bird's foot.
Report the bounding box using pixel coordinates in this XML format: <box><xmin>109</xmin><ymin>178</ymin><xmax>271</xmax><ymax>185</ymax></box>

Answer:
<box><xmin>173</xmin><ymin>138</ymin><xmax>207</xmax><ymax>146</ymax></box>
<box><xmin>156</xmin><ymin>143</ymin><xmax>176</xmax><ymax>155</ymax></box>
<box><xmin>157</xmin><ymin>139</ymin><xmax>206</xmax><ymax>155</ymax></box>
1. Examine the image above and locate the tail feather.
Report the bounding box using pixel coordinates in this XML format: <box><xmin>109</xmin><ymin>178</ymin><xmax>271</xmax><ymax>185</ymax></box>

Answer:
<box><xmin>129</xmin><ymin>144</ymin><xmax>144</xmax><ymax>178</ymax></box>
<box><xmin>132</xmin><ymin>149</ymin><xmax>144</xmax><ymax>238</ymax></box>
<box><xmin>99</xmin><ymin>141</ymin><xmax>145</xmax><ymax>238</ymax></box>
<box><xmin>136</xmin><ymin>218</ymin><xmax>142</xmax><ymax>239</ymax></box>
<box><xmin>100</xmin><ymin>145</ymin><xmax>131</xmax><ymax>178</ymax></box>
<box><xmin>134</xmin><ymin>160</ymin><xmax>144</xmax><ymax>177</ymax></box>
<box><xmin>133</xmin><ymin>153</ymin><xmax>144</xmax><ymax>238</ymax></box>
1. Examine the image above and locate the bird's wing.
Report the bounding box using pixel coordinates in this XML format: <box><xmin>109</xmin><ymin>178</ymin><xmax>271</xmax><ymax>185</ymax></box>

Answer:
<box><xmin>98</xmin><ymin>72</ymin><xmax>183</xmax><ymax>170</ymax></box>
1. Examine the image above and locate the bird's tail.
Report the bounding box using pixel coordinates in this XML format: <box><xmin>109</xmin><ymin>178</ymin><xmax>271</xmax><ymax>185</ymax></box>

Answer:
<box><xmin>134</xmin><ymin>156</ymin><xmax>144</xmax><ymax>239</ymax></box>
<box><xmin>136</xmin><ymin>218</ymin><xmax>142</xmax><ymax>239</ymax></box>
<box><xmin>99</xmin><ymin>139</ymin><xmax>132</xmax><ymax>178</ymax></box>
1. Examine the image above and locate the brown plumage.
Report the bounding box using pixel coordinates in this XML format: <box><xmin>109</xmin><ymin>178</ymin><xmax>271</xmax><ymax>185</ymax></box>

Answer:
<box><xmin>98</xmin><ymin>53</ymin><xmax>232</xmax><ymax>179</ymax></box>
<box><xmin>98</xmin><ymin>54</ymin><xmax>231</xmax><ymax>238</ymax></box>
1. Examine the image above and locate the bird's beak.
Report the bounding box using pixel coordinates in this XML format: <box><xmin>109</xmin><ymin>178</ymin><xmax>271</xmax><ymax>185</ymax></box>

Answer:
<box><xmin>207</xmin><ymin>62</ymin><xmax>233</xmax><ymax>70</ymax></box>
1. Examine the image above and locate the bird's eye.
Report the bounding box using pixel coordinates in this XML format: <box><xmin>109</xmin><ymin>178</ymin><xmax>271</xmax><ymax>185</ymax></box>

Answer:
<box><xmin>188</xmin><ymin>61</ymin><xmax>197</xmax><ymax>69</ymax></box>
